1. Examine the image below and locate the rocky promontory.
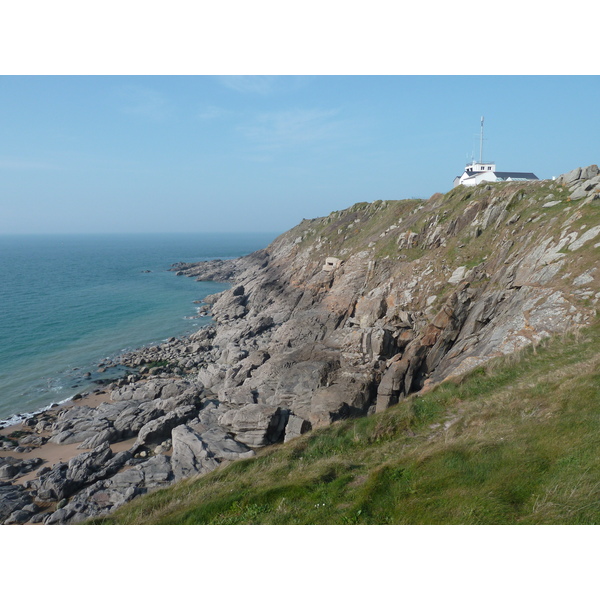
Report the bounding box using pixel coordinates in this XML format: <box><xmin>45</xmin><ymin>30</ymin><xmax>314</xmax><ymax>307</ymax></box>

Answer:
<box><xmin>2</xmin><ymin>165</ymin><xmax>600</xmax><ymax>524</ymax></box>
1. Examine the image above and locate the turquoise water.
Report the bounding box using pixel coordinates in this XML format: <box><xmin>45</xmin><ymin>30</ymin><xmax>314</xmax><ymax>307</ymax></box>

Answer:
<box><xmin>0</xmin><ymin>233</ymin><xmax>276</xmax><ymax>426</ymax></box>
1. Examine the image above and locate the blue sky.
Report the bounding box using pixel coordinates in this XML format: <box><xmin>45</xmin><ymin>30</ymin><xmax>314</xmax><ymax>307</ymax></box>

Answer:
<box><xmin>1</xmin><ymin>75</ymin><xmax>599</xmax><ymax>234</ymax></box>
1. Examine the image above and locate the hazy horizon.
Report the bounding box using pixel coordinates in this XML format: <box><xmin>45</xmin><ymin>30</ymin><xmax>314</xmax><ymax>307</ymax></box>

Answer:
<box><xmin>0</xmin><ymin>230</ymin><xmax>284</xmax><ymax>237</ymax></box>
<box><xmin>1</xmin><ymin>75</ymin><xmax>599</xmax><ymax>236</ymax></box>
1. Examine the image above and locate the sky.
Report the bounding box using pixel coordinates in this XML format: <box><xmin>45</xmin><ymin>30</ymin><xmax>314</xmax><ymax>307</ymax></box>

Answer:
<box><xmin>1</xmin><ymin>75</ymin><xmax>598</xmax><ymax>235</ymax></box>
<box><xmin>1</xmin><ymin>0</ymin><xmax>599</xmax><ymax>236</ymax></box>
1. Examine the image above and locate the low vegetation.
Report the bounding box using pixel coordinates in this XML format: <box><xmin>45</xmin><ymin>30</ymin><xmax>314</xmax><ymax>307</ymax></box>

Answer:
<box><xmin>92</xmin><ymin>319</ymin><xmax>600</xmax><ymax>525</ymax></box>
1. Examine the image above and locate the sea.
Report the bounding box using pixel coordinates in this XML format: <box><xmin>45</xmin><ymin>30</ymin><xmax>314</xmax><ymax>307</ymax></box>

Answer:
<box><xmin>0</xmin><ymin>232</ymin><xmax>277</xmax><ymax>427</ymax></box>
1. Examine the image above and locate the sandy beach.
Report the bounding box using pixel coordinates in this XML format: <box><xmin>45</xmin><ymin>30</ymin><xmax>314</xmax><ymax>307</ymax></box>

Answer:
<box><xmin>0</xmin><ymin>390</ymin><xmax>137</xmax><ymax>485</ymax></box>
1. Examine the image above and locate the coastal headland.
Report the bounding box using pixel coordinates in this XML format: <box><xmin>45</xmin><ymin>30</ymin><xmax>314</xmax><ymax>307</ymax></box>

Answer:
<box><xmin>2</xmin><ymin>165</ymin><xmax>600</xmax><ymax>525</ymax></box>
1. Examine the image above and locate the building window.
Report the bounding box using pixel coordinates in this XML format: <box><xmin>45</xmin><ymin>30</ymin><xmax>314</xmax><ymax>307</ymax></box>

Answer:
<box><xmin>488</xmin><ymin>166</ymin><xmax>492</xmax><ymax>170</ymax></box>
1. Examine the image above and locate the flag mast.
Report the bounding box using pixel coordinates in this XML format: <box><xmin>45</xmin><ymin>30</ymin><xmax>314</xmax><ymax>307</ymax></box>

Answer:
<box><xmin>479</xmin><ymin>116</ymin><xmax>484</xmax><ymax>163</ymax></box>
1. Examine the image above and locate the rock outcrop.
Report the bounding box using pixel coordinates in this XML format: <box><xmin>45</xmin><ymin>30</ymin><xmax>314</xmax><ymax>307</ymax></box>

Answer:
<box><xmin>2</xmin><ymin>165</ymin><xmax>600</xmax><ymax>525</ymax></box>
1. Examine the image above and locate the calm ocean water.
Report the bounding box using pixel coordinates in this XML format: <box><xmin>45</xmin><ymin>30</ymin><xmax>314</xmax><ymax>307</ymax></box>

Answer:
<box><xmin>0</xmin><ymin>232</ymin><xmax>277</xmax><ymax>426</ymax></box>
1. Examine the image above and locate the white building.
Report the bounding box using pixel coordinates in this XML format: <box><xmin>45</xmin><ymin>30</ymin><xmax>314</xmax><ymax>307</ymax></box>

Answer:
<box><xmin>453</xmin><ymin>117</ymin><xmax>539</xmax><ymax>187</ymax></box>
<box><xmin>453</xmin><ymin>161</ymin><xmax>538</xmax><ymax>187</ymax></box>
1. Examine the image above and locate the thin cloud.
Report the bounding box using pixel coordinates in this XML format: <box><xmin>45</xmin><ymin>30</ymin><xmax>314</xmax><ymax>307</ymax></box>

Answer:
<box><xmin>239</xmin><ymin>108</ymin><xmax>343</xmax><ymax>151</ymax></box>
<box><xmin>217</xmin><ymin>75</ymin><xmax>311</xmax><ymax>95</ymax></box>
<box><xmin>116</xmin><ymin>85</ymin><xmax>171</xmax><ymax>121</ymax></box>
<box><xmin>217</xmin><ymin>76</ymin><xmax>277</xmax><ymax>95</ymax></box>
<box><xmin>196</xmin><ymin>105</ymin><xmax>230</xmax><ymax>120</ymax></box>
<box><xmin>0</xmin><ymin>157</ymin><xmax>60</xmax><ymax>170</ymax></box>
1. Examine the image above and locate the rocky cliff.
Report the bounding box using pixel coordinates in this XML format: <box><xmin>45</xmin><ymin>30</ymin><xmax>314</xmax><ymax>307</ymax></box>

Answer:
<box><xmin>173</xmin><ymin>165</ymin><xmax>600</xmax><ymax>431</ymax></box>
<box><xmin>2</xmin><ymin>164</ymin><xmax>599</xmax><ymax>524</ymax></box>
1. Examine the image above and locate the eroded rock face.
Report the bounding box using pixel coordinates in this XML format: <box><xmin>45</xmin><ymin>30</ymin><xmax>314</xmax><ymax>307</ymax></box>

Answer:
<box><xmin>0</xmin><ymin>483</ymin><xmax>34</xmax><ymax>523</ymax></box>
<box><xmin>45</xmin><ymin>379</ymin><xmax>204</xmax><ymax>451</ymax></box>
<box><xmin>0</xmin><ymin>456</ymin><xmax>43</xmax><ymax>480</ymax></box>
<box><xmin>171</xmin><ymin>425</ymin><xmax>220</xmax><ymax>481</ymax></box>
<box><xmin>218</xmin><ymin>404</ymin><xmax>288</xmax><ymax>447</ymax></box>
<box><xmin>169</xmin><ymin>167</ymin><xmax>600</xmax><ymax>436</ymax></box>
<box><xmin>46</xmin><ymin>454</ymin><xmax>174</xmax><ymax>524</ymax></box>
<box><xmin>131</xmin><ymin>404</ymin><xmax>199</xmax><ymax>453</ymax></box>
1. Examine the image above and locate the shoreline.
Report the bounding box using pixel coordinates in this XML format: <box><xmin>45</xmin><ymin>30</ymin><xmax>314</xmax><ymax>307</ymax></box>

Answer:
<box><xmin>0</xmin><ymin>261</ymin><xmax>229</xmax><ymax>525</ymax></box>
<box><xmin>0</xmin><ymin>324</ymin><xmax>214</xmax><ymax>473</ymax></box>
<box><xmin>0</xmin><ymin>288</ymin><xmax>232</xmax><ymax>525</ymax></box>
<box><xmin>0</xmin><ymin>244</ymin><xmax>229</xmax><ymax>431</ymax></box>
<box><xmin>0</xmin><ymin>252</ymin><xmax>239</xmax><ymax>524</ymax></box>
<box><xmin>0</xmin><ymin>389</ymin><xmax>111</xmax><ymax>436</ymax></box>
<box><xmin>0</xmin><ymin>308</ymin><xmax>212</xmax><ymax>430</ymax></box>
<box><xmin>0</xmin><ymin>365</ymin><xmax>132</xmax><ymax>430</ymax></box>
<box><xmin>0</xmin><ymin>391</ymin><xmax>136</xmax><ymax>484</ymax></box>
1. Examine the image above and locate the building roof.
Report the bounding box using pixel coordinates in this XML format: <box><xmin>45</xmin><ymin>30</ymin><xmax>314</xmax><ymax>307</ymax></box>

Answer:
<box><xmin>493</xmin><ymin>171</ymin><xmax>538</xmax><ymax>180</ymax></box>
<box><xmin>454</xmin><ymin>168</ymin><xmax>540</xmax><ymax>188</ymax></box>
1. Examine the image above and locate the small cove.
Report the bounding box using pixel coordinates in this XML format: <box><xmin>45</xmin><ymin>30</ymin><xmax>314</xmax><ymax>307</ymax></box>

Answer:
<box><xmin>0</xmin><ymin>232</ymin><xmax>276</xmax><ymax>425</ymax></box>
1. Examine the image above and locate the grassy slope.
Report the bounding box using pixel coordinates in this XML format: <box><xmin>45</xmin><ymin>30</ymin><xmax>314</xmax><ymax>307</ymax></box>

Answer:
<box><xmin>92</xmin><ymin>319</ymin><xmax>600</xmax><ymax>525</ymax></box>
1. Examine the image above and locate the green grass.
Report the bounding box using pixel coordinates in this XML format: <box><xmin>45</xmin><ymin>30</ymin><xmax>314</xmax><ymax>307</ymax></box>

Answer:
<box><xmin>275</xmin><ymin>180</ymin><xmax>598</xmax><ymax>298</ymax></box>
<box><xmin>144</xmin><ymin>360</ymin><xmax>172</xmax><ymax>369</ymax></box>
<box><xmin>90</xmin><ymin>320</ymin><xmax>600</xmax><ymax>525</ymax></box>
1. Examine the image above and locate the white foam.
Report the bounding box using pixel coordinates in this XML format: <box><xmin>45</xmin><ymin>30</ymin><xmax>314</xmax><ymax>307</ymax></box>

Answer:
<box><xmin>0</xmin><ymin>394</ymin><xmax>75</xmax><ymax>430</ymax></box>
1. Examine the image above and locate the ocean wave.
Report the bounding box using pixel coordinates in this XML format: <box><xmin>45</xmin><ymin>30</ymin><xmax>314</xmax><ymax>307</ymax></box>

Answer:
<box><xmin>0</xmin><ymin>394</ymin><xmax>76</xmax><ymax>430</ymax></box>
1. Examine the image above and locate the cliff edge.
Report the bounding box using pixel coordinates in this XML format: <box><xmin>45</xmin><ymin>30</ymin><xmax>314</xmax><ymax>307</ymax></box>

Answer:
<box><xmin>2</xmin><ymin>165</ymin><xmax>600</xmax><ymax>524</ymax></box>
